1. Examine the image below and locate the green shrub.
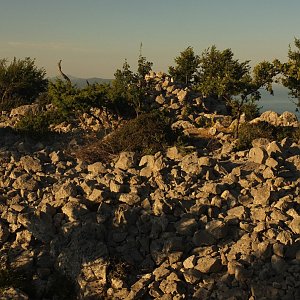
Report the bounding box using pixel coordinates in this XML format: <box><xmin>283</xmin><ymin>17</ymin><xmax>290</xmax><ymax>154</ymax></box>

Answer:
<box><xmin>292</xmin><ymin>127</ymin><xmax>300</xmax><ymax>142</ymax></box>
<box><xmin>76</xmin><ymin>111</ymin><xmax>176</xmax><ymax>163</ymax></box>
<box><xmin>227</xmin><ymin>99</ymin><xmax>260</xmax><ymax>121</ymax></box>
<box><xmin>236</xmin><ymin>121</ymin><xmax>275</xmax><ymax>150</ymax></box>
<box><xmin>15</xmin><ymin>109</ymin><xmax>64</xmax><ymax>139</ymax></box>
<box><xmin>0</xmin><ymin>57</ymin><xmax>47</xmax><ymax>110</ymax></box>
<box><xmin>236</xmin><ymin>121</ymin><xmax>300</xmax><ymax>150</ymax></box>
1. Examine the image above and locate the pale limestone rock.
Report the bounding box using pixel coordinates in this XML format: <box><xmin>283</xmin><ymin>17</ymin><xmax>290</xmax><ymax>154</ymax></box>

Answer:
<box><xmin>87</xmin><ymin>161</ymin><xmax>106</xmax><ymax>174</ymax></box>
<box><xmin>195</xmin><ymin>257</ymin><xmax>222</xmax><ymax>273</ymax></box>
<box><xmin>115</xmin><ymin>151</ymin><xmax>136</xmax><ymax>170</ymax></box>
<box><xmin>248</xmin><ymin>147</ymin><xmax>268</xmax><ymax>164</ymax></box>
<box><xmin>119</xmin><ymin>193</ymin><xmax>140</xmax><ymax>205</ymax></box>
<box><xmin>288</xmin><ymin>217</ymin><xmax>300</xmax><ymax>234</ymax></box>
<box><xmin>19</xmin><ymin>155</ymin><xmax>42</xmax><ymax>173</ymax></box>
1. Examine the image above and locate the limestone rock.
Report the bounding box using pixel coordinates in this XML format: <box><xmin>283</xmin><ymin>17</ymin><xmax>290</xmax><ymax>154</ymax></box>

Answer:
<box><xmin>166</xmin><ymin>146</ymin><xmax>183</xmax><ymax>160</ymax></box>
<box><xmin>10</xmin><ymin>104</ymin><xmax>40</xmax><ymax>117</ymax></box>
<box><xmin>119</xmin><ymin>193</ymin><xmax>140</xmax><ymax>205</ymax></box>
<box><xmin>205</xmin><ymin>220</ymin><xmax>228</xmax><ymax>239</ymax></box>
<box><xmin>12</xmin><ymin>174</ymin><xmax>39</xmax><ymax>191</ymax></box>
<box><xmin>87</xmin><ymin>162</ymin><xmax>107</xmax><ymax>174</ymax></box>
<box><xmin>288</xmin><ymin>217</ymin><xmax>300</xmax><ymax>234</ymax></box>
<box><xmin>55</xmin><ymin>181</ymin><xmax>78</xmax><ymax>199</ymax></box>
<box><xmin>251</xmin><ymin>185</ymin><xmax>272</xmax><ymax>206</ymax></box>
<box><xmin>0</xmin><ymin>287</ymin><xmax>29</xmax><ymax>300</ymax></box>
<box><xmin>174</xmin><ymin>217</ymin><xmax>198</xmax><ymax>236</ymax></box>
<box><xmin>195</xmin><ymin>257</ymin><xmax>223</xmax><ymax>273</ymax></box>
<box><xmin>62</xmin><ymin>200</ymin><xmax>89</xmax><ymax>222</ymax></box>
<box><xmin>115</xmin><ymin>151</ymin><xmax>136</xmax><ymax>170</ymax></box>
<box><xmin>248</xmin><ymin>147</ymin><xmax>268</xmax><ymax>164</ymax></box>
<box><xmin>20</xmin><ymin>155</ymin><xmax>42</xmax><ymax>173</ymax></box>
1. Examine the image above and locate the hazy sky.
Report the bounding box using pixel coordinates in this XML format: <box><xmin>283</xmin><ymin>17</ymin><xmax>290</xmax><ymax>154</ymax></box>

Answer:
<box><xmin>1</xmin><ymin>0</ymin><xmax>300</xmax><ymax>78</ymax></box>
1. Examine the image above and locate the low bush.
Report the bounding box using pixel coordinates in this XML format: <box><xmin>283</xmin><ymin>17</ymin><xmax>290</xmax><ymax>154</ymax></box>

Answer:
<box><xmin>15</xmin><ymin>109</ymin><xmax>64</xmax><ymax>139</ymax></box>
<box><xmin>227</xmin><ymin>99</ymin><xmax>261</xmax><ymax>121</ymax></box>
<box><xmin>76</xmin><ymin>111</ymin><xmax>176</xmax><ymax>163</ymax></box>
<box><xmin>0</xmin><ymin>57</ymin><xmax>47</xmax><ymax>111</ymax></box>
<box><xmin>292</xmin><ymin>127</ymin><xmax>300</xmax><ymax>142</ymax></box>
<box><xmin>236</xmin><ymin>121</ymin><xmax>300</xmax><ymax>149</ymax></box>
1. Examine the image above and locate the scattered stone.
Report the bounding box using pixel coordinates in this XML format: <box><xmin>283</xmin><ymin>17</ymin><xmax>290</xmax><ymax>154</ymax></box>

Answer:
<box><xmin>195</xmin><ymin>257</ymin><xmax>223</xmax><ymax>273</ymax></box>
<box><xmin>119</xmin><ymin>193</ymin><xmax>140</xmax><ymax>205</ymax></box>
<box><xmin>0</xmin><ymin>79</ymin><xmax>299</xmax><ymax>299</ymax></box>
<box><xmin>115</xmin><ymin>151</ymin><xmax>136</xmax><ymax>170</ymax></box>
<box><xmin>248</xmin><ymin>147</ymin><xmax>268</xmax><ymax>164</ymax></box>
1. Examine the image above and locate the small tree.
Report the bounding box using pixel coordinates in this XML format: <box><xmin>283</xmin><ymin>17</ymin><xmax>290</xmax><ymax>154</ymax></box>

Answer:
<box><xmin>232</xmin><ymin>60</ymin><xmax>280</xmax><ymax>136</ymax></box>
<box><xmin>0</xmin><ymin>57</ymin><xmax>47</xmax><ymax>109</ymax></box>
<box><xmin>137</xmin><ymin>44</ymin><xmax>153</xmax><ymax>84</ymax></box>
<box><xmin>110</xmin><ymin>49</ymin><xmax>153</xmax><ymax>115</ymax></box>
<box><xmin>169</xmin><ymin>46</ymin><xmax>200</xmax><ymax>86</ymax></box>
<box><xmin>196</xmin><ymin>45</ymin><xmax>251</xmax><ymax>101</ymax></box>
<box><xmin>281</xmin><ymin>38</ymin><xmax>300</xmax><ymax>108</ymax></box>
<box><xmin>194</xmin><ymin>45</ymin><xmax>280</xmax><ymax>136</ymax></box>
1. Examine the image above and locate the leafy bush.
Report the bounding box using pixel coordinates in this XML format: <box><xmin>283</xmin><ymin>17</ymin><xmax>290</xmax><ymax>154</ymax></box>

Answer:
<box><xmin>49</xmin><ymin>79</ymin><xmax>106</xmax><ymax>117</ymax></box>
<box><xmin>236</xmin><ymin>121</ymin><xmax>300</xmax><ymax>149</ymax></box>
<box><xmin>76</xmin><ymin>111</ymin><xmax>176</xmax><ymax>163</ymax></box>
<box><xmin>110</xmin><ymin>53</ymin><xmax>154</xmax><ymax>116</ymax></box>
<box><xmin>15</xmin><ymin>109</ymin><xmax>64</xmax><ymax>139</ymax></box>
<box><xmin>227</xmin><ymin>98</ymin><xmax>260</xmax><ymax>121</ymax></box>
<box><xmin>292</xmin><ymin>127</ymin><xmax>300</xmax><ymax>142</ymax></box>
<box><xmin>236</xmin><ymin>121</ymin><xmax>274</xmax><ymax>149</ymax></box>
<box><xmin>0</xmin><ymin>57</ymin><xmax>47</xmax><ymax>111</ymax></box>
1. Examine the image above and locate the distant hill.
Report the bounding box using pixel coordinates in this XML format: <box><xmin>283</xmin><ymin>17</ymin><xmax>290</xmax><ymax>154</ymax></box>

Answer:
<box><xmin>49</xmin><ymin>75</ymin><xmax>112</xmax><ymax>88</ymax></box>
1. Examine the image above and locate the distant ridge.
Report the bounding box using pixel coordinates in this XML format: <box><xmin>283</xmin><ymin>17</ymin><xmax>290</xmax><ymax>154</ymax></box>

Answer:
<box><xmin>49</xmin><ymin>75</ymin><xmax>112</xmax><ymax>88</ymax></box>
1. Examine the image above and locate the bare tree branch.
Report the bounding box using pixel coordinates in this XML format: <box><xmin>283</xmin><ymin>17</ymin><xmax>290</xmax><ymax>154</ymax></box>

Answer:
<box><xmin>58</xmin><ymin>60</ymin><xmax>72</xmax><ymax>87</ymax></box>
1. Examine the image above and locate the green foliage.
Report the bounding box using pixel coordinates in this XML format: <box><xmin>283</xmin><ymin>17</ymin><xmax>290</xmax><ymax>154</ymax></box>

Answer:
<box><xmin>110</xmin><ymin>51</ymin><xmax>154</xmax><ymax>115</ymax></box>
<box><xmin>169</xmin><ymin>46</ymin><xmax>200</xmax><ymax>85</ymax></box>
<box><xmin>48</xmin><ymin>79</ymin><xmax>109</xmax><ymax>119</ymax></box>
<box><xmin>281</xmin><ymin>38</ymin><xmax>300</xmax><ymax>107</ymax></box>
<box><xmin>195</xmin><ymin>115</ymin><xmax>214</xmax><ymax>128</ymax></box>
<box><xmin>110</xmin><ymin>60</ymin><xmax>137</xmax><ymax>116</ymax></box>
<box><xmin>236</xmin><ymin>121</ymin><xmax>274</xmax><ymax>149</ymax></box>
<box><xmin>236</xmin><ymin>121</ymin><xmax>300</xmax><ymax>150</ymax></box>
<box><xmin>292</xmin><ymin>127</ymin><xmax>300</xmax><ymax>141</ymax></box>
<box><xmin>0</xmin><ymin>57</ymin><xmax>47</xmax><ymax>110</ymax></box>
<box><xmin>76</xmin><ymin>111</ymin><xmax>176</xmax><ymax>163</ymax></box>
<box><xmin>227</xmin><ymin>98</ymin><xmax>260</xmax><ymax>121</ymax></box>
<box><xmin>196</xmin><ymin>45</ymin><xmax>251</xmax><ymax>101</ymax></box>
<box><xmin>15</xmin><ymin>110</ymin><xmax>64</xmax><ymax>138</ymax></box>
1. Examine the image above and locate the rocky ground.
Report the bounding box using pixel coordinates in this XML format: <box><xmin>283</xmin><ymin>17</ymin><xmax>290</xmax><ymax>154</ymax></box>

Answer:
<box><xmin>0</xmin><ymin>73</ymin><xmax>299</xmax><ymax>299</ymax></box>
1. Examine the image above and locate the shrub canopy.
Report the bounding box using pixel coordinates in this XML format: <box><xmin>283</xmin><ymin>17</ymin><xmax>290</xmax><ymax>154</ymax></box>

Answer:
<box><xmin>0</xmin><ymin>57</ymin><xmax>47</xmax><ymax>110</ymax></box>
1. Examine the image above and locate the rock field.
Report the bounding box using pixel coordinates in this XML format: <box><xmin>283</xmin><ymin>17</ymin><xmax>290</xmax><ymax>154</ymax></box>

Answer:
<box><xmin>0</xmin><ymin>72</ymin><xmax>299</xmax><ymax>299</ymax></box>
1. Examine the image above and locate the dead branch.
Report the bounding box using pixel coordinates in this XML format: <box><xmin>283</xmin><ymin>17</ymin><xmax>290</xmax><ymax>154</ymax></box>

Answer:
<box><xmin>58</xmin><ymin>60</ymin><xmax>72</xmax><ymax>87</ymax></box>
